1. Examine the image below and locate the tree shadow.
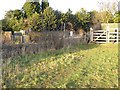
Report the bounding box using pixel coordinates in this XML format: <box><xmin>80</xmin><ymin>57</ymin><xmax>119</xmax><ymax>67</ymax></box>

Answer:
<box><xmin>6</xmin><ymin>43</ymin><xmax>100</xmax><ymax>67</ymax></box>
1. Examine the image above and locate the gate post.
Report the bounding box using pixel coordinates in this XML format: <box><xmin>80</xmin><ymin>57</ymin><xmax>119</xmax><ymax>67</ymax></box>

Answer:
<box><xmin>90</xmin><ymin>28</ymin><xmax>93</xmax><ymax>42</ymax></box>
<box><xmin>117</xmin><ymin>28</ymin><xmax>119</xmax><ymax>43</ymax></box>
<box><xmin>106</xmin><ymin>26</ymin><xmax>110</xmax><ymax>43</ymax></box>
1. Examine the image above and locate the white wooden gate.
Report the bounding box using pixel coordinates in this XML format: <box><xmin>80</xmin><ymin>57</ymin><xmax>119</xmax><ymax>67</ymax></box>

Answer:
<box><xmin>90</xmin><ymin>28</ymin><xmax>120</xmax><ymax>44</ymax></box>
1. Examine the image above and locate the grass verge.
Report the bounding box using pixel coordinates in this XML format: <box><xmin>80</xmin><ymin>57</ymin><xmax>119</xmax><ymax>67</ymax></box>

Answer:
<box><xmin>2</xmin><ymin>43</ymin><xmax>118</xmax><ymax>88</ymax></box>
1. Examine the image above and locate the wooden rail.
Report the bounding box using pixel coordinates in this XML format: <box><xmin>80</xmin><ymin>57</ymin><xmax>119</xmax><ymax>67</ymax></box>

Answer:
<box><xmin>90</xmin><ymin>27</ymin><xmax>119</xmax><ymax>44</ymax></box>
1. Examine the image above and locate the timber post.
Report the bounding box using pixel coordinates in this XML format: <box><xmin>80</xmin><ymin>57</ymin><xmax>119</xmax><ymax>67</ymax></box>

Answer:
<box><xmin>90</xmin><ymin>28</ymin><xmax>93</xmax><ymax>42</ymax></box>
<box><xmin>106</xmin><ymin>26</ymin><xmax>110</xmax><ymax>43</ymax></box>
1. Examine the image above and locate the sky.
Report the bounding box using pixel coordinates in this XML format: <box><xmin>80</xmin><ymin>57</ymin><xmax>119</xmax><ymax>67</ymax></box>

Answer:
<box><xmin>0</xmin><ymin>0</ymin><xmax>118</xmax><ymax>20</ymax></box>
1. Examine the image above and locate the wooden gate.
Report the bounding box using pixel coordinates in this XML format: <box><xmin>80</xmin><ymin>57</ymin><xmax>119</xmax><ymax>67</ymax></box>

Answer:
<box><xmin>90</xmin><ymin>28</ymin><xmax>120</xmax><ymax>44</ymax></box>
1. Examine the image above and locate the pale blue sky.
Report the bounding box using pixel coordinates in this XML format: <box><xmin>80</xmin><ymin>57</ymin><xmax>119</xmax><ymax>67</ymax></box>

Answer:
<box><xmin>0</xmin><ymin>0</ymin><xmax>118</xmax><ymax>20</ymax></box>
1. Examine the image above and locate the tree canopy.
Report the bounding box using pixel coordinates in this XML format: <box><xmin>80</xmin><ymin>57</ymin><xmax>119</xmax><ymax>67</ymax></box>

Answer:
<box><xmin>1</xmin><ymin>0</ymin><xmax>119</xmax><ymax>32</ymax></box>
<box><xmin>23</xmin><ymin>2</ymin><xmax>40</xmax><ymax>18</ymax></box>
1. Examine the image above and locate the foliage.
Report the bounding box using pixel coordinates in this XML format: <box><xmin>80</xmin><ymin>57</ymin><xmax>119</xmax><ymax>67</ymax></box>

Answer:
<box><xmin>65</xmin><ymin>8</ymin><xmax>73</xmax><ymax>22</ymax></box>
<box><xmin>89</xmin><ymin>10</ymin><xmax>99</xmax><ymax>24</ymax></box>
<box><xmin>4</xmin><ymin>10</ymin><xmax>14</xmax><ymax>20</ymax></box>
<box><xmin>1</xmin><ymin>19</ymin><xmax>12</xmax><ymax>31</ymax></box>
<box><xmin>113</xmin><ymin>11</ymin><xmax>120</xmax><ymax>23</ymax></box>
<box><xmin>3</xmin><ymin>10</ymin><xmax>24</xmax><ymax>31</ymax></box>
<box><xmin>2</xmin><ymin>44</ymin><xmax>118</xmax><ymax>88</ymax></box>
<box><xmin>13</xmin><ymin>9</ymin><xmax>23</xmax><ymax>20</ymax></box>
<box><xmin>65</xmin><ymin>9</ymin><xmax>78</xmax><ymax>30</ymax></box>
<box><xmin>97</xmin><ymin>11</ymin><xmax>113</xmax><ymax>23</ymax></box>
<box><xmin>43</xmin><ymin>7</ymin><xmax>56</xmax><ymax>31</ymax></box>
<box><xmin>97</xmin><ymin>1</ymin><xmax>117</xmax><ymax>23</ymax></box>
<box><xmin>1</xmin><ymin>0</ymin><xmax>119</xmax><ymax>32</ymax></box>
<box><xmin>54</xmin><ymin>10</ymin><xmax>64</xmax><ymax>30</ymax></box>
<box><xmin>21</xmin><ymin>18</ymin><xmax>30</xmax><ymax>30</ymax></box>
<box><xmin>22</xmin><ymin>2</ymin><xmax>40</xmax><ymax>18</ymax></box>
<box><xmin>41</xmin><ymin>0</ymin><xmax>49</xmax><ymax>12</ymax></box>
<box><xmin>75</xmin><ymin>8</ymin><xmax>91</xmax><ymax>31</ymax></box>
<box><xmin>29</xmin><ymin>12</ymin><xmax>43</xmax><ymax>31</ymax></box>
<box><xmin>8</xmin><ymin>17</ymin><xmax>24</xmax><ymax>31</ymax></box>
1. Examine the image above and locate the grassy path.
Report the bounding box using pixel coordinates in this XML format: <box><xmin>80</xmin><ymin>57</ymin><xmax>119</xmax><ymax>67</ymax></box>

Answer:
<box><xmin>2</xmin><ymin>44</ymin><xmax>118</xmax><ymax>88</ymax></box>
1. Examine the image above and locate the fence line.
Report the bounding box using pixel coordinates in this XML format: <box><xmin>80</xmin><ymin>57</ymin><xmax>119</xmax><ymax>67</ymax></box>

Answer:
<box><xmin>2</xmin><ymin>31</ymin><xmax>89</xmax><ymax>59</ymax></box>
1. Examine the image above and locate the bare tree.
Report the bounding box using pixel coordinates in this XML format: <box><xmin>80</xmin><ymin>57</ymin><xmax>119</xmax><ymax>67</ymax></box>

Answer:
<box><xmin>98</xmin><ymin>0</ymin><xmax>118</xmax><ymax>23</ymax></box>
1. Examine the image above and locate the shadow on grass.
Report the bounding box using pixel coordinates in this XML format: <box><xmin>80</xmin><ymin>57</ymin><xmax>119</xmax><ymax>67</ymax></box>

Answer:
<box><xmin>5</xmin><ymin>43</ymin><xmax>100</xmax><ymax>67</ymax></box>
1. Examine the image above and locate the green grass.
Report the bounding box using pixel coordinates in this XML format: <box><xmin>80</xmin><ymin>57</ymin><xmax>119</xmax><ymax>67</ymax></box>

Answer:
<box><xmin>2</xmin><ymin>43</ymin><xmax>118</xmax><ymax>88</ymax></box>
<box><xmin>101</xmin><ymin>23</ymin><xmax>119</xmax><ymax>31</ymax></box>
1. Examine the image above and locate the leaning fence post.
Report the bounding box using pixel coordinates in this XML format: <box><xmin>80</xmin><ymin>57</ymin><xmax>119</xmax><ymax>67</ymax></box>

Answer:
<box><xmin>22</xmin><ymin>44</ymin><xmax>25</xmax><ymax>55</ymax></box>
<box><xmin>90</xmin><ymin>28</ymin><xmax>93</xmax><ymax>42</ymax></box>
<box><xmin>63</xmin><ymin>23</ymin><xmax>66</xmax><ymax>48</ymax></box>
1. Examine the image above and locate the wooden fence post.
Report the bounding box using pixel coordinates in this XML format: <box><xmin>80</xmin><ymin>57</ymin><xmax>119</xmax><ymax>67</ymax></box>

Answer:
<box><xmin>64</xmin><ymin>23</ymin><xmax>65</xmax><ymax>32</ymax></box>
<box><xmin>0</xmin><ymin>28</ymin><xmax>2</xmax><ymax>90</ymax></box>
<box><xmin>117</xmin><ymin>28</ymin><xmax>119</xmax><ymax>43</ymax></box>
<box><xmin>63</xmin><ymin>23</ymin><xmax>66</xmax><ymax>48</ymax></box>
<box><xmin>90</xmin><ymin>28</ymin><xmax>93</xmax><ymax>42</ymax></box>
<box><xmin>106</xmin><ymin>26</ymin><xmax>110</xmax><ymax>43</ymax></box>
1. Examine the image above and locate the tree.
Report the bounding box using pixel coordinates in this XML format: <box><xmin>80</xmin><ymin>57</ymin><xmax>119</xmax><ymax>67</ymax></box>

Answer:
<box><xmin>65</xmin><ymin>8</ymin><xmax>72</xmax><ymax>22</ymax></box>
<box><xmin>65</xmin><ymin>9</ymin><xmax>76</xmax><ymax>29</ymax></box>
<box><xmin>89</xmin><ymin>10</ymin><xmax>97</xmax><ymax>24</ymax></box>
<box><xmin>113</xmin><ymin>11</ymin><xmax>120</xmax><ymax>23</ymax></box>
<box><xmin>4</xmin><ymin>10</ymin><xmax>14</xmax><ymax>20</ymax></box>
<box><xmin>54</xmin><ymin>10</ymin><xmax>64</xmax><ymax>30</ymax></box>
<box><xmin>20</xmin><ymin>18</ymin><xmax>30</xmax><ymax>30</ymax></box>
<box><xmin>8</xmin><ymin>17</ymin><xmax>24</xmax><ymax>31</ymax></box>
<box><xmin>3</xmin><ymin>10</ymin><xmax>14</xmax><ymax>31</ymax></box>
<box><xmin>61</xmin><ymin>13</ymin><xmax>67</xmax><ymax>24</ymax></box>
<box><xmin>23</xmin><ymin>2</ymin><xmax>40</xmax><ymax>18</ymax></box>
<box><xmin>98</xmin><ymin>0</ymin><xmax>118</xmax><ymax>23</ymax></box>
<box><xmin>2</xmin><ymin>19</ymin><xmax>12</xmax><ymax>31</ymax></box>
<box><xmin>75</xmin><ymin>8</ymin><xmax>91</xmax><ymax>31</ymax></box>
<box><xmin>3</xmin><ymin>10</ymin><xmax>24</xmax><ymax>31</ymax></box>
<box><xmin>13</xmin><ymin>9</ymin><xmax>23</xmax><ymax>20</ymax></box>
<box><xmin>41</xmin><ymin>0</ymin><xmax>49</xmax><ymax>12</ymax></box>
<box><xmin>29</xmin><ymin>12</ymin><xmax>43</xmax><ymax>31</ymax></box>
<box><xmin>43</xmin><ymin>7</ymin><xmax>56</xmax><ymax>31</ymax></box>
<box><xmin>99</xmin><ymin>11</ymin><xmax>113</xmax><ymax>23</ymax></box>
<box><xmin>94</xmin><ymin>11</ymin><xmax>113</xmax><ymax>23</ymax></box>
